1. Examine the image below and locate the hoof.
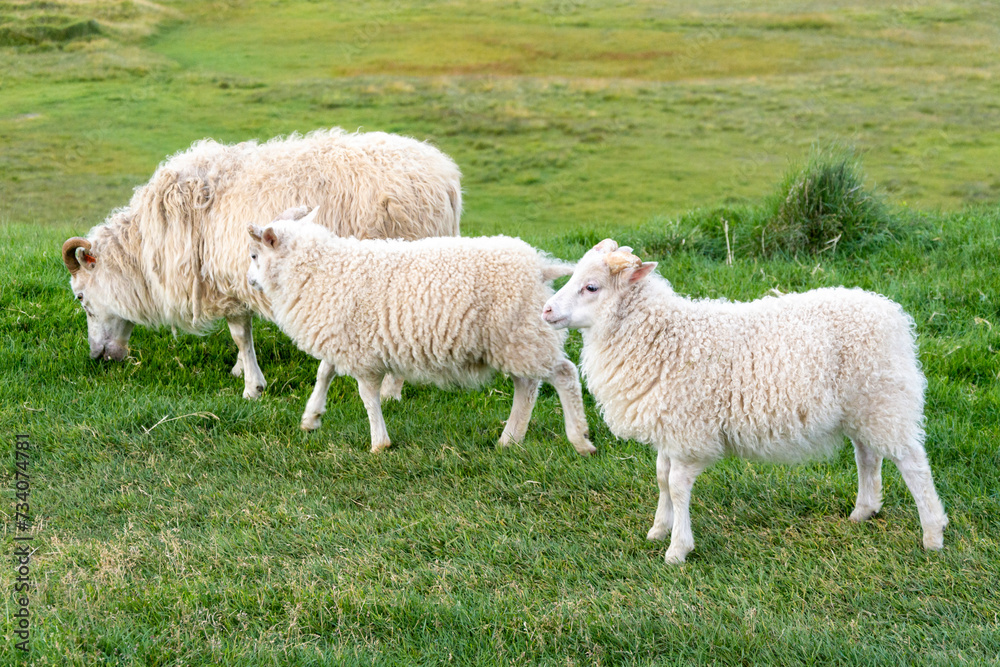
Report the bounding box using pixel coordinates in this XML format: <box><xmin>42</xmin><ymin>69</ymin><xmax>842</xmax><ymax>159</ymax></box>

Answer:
<box><xmin>574</xmin><ymin>439</ymin><xmax>597</xmax><ymax>456</ymax></box>
<box><xmin>922</xmin><ymin>531</ymin><xmax>945</xmax><ymax>551</ymax></box>
<box><xmin>646</xmin><ymin>525</ymin><xmax>670</xmax><ymax>541</ymax></box>
<box><xmin>849</xmin><ymin>505</ymin><xmax>881</xmax><ymax>523</ymax></box>
<box><xmin>370</xmin><ymin>440</ymin><xmax>392</xmax><ymax>453</ymax></box>
<box><xmin>243</xmin><ymin>385</ymin><xmax>264</xmax><ymax>400</ymax></box>
<box><xmin>664</xmin><ymin>547</ymin><xmax>689</xmax><ymax>565</ymax></box>
<box><xmin>300</xmin><ymin>415</ymin><xmax>322</xmax><ymax>431</ymax></box>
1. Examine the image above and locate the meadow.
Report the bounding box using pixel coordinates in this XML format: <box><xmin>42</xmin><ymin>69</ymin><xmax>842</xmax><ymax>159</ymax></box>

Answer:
<box><xmin>2</xmin><ymin>1</ymin><xmax>999</xmax><ymax>664</ymax></box>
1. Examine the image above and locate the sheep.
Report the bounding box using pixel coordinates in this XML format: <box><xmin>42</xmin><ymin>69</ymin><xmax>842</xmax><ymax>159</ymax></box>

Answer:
<box><xmin>61</xmin><ymin>128</ymin><xmax>462</xmax><ymax>399</ymax></box>
<box><xmin>245</xmin><ymin>211</ymin><xmax>595</xmax><ymax>456</ymax></box>
<box><xmin>542</xmin><ymin>239</ymin><xmax>947</xmax><ymax>563</ymax></box>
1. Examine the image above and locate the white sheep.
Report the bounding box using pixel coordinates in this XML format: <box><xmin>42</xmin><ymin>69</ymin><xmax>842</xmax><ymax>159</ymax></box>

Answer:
<box><xmin>246</xmin><ymin>212</ymin><xmax>595</xmax><ymax>456</ymax></box>
<box><xmin>542</xmin><ymin>239</ymin><xmax>947</xmax><ymax>563</ymax></box>
<box><xmin>62</xmin><ymin>128</ymin><xmax>461</xmax><ymax>399</ymax></box>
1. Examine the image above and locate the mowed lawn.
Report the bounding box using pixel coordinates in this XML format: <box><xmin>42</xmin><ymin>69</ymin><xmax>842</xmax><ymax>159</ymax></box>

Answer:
<box><xmin>2</xmin><ymin>1</ymin><xmax>1000</xmax><ymax>664</ymax></box>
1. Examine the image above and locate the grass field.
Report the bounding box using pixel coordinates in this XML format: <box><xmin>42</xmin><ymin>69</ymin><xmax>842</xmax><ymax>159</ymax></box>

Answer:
<box><xmin>2</xmin><ymin>1</ymin><xmax>1000</xmax><ymax>664</ymax></box>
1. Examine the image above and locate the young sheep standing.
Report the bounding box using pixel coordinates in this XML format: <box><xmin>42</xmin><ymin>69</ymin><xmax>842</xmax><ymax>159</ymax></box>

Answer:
<box><xmin>246</xmin><ymin>212</ymin><xmax>595</xmax><ymax>456</ymax></box>
<box><xmin>542</xmin><ymin>239</ymin><xmax>947</xmax><ymax>563</ymax></box>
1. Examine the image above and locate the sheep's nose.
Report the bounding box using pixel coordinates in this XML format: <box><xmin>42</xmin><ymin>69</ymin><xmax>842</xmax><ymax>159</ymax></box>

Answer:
<box><xmin>542</xmin><ymin>305</ymin><xmax>553</xmax><ymax>316</ymax></box>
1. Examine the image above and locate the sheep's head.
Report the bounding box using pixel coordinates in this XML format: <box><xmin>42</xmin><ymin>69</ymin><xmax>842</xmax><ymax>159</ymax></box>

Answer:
<box><xmin>62</xmin><ymin>233</ymin><xmax>135</xmax><ymax>361</ymax></box>
<box><xmin>246</xmin><ymin>206</ymin><xmax>319</xmax><ymax>294</ymax></box>
<box><xmin>542</xmin><ymin>238</ymin><xmax>657</xmax><ymax>330</ymax></box>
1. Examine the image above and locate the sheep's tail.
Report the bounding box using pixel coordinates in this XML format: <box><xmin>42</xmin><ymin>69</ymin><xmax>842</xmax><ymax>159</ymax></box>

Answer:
<box><xmin>540</xmin><ymin>261</ymin><xmax>575</xmax><ymax>282</ymax></box>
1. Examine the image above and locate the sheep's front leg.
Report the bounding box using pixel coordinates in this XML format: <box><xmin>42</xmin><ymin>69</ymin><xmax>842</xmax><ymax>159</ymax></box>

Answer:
<box><xmin>664</xmin><ymin>459</ymin><xmax>707</xmax><ymax>564</ymax></box>
<box><xmin>499</xmin><ymin>376</ymin><xmax>540</xmax><ymax>447</ymax></box>
<box><xmin>227</xmin><ymin>314</ymin><xmax>266</xmax><ymax>399</ymax></box>
<box><xmin>357</xmin><ymin>374</ymin><xmax>391</xmax><ymax>453</ymax></box>
<box><xmin>301</xmin><ymin>360</ymin><xmax>337</xmax><ymax>431</ymax></box>
<box><xmin>548</xmin><ymin>358</ymin><xmax>596</xmax><ymax>455</ymax></box>
<box><xmin>647</xmin><ymin>449</ymin><xmax>673</xmax><ymax>540</ymax></box>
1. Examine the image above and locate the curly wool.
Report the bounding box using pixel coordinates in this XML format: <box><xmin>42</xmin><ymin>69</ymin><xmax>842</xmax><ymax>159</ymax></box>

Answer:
<box><xmin>90</xmin><ymin>128</ymin><xmax>462</xmax><ymax>331</ymax></box>
<box><xmin>262</xmin><ymin>223</ymin><xmax>568</xmax><ymax>385</ymax></box>
<box><xmin>582</xmin><ymin>280</ymin><xmax>926</xmax><ymax>465</ymax></box>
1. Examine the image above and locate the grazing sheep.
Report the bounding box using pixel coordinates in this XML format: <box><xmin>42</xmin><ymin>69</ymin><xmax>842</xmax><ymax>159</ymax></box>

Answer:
<box><xmin>61</xmin><ymin>128</ymin><xmax>461</xmax><ymax>399</ymax></box>
<box><xmin>542</xmin><ymin>239</ymin><xmax>947</xmax><ymax>563</ymax></box>
<box><xmin>246</xmin><ymin>211</ymin><xmax>594</xmax><ymax>455</ymax></box>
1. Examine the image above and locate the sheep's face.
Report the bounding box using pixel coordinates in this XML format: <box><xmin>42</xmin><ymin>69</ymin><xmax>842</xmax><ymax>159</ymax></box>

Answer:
<box><xmin>246</xmin><ymin>225</ymin><xmax>278</xmax><ymax>294</ymax></box>
<box><xmin>247</xmin><ymin>207</ymin><xmax>319</xmax><ymax>295</ymax></box>
<box><xmin>63</xmin><ymin>237</ymin><xmax>135</xmax><ymax>361</ymax></box>
<box><xmin>542</xmin><ymin>239</ymin><xmax>656</xmax><ymax>331</ymax></box>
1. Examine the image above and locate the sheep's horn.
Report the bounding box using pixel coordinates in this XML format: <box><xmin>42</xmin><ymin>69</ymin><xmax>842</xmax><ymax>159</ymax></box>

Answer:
<box><xmin>605</xmin><ymin>250</ymin><xmax>642</xmax><ymax>275</ymax></box>
<box><xmin>62</xmin><ymin>237</ymin><xmax>91</xmax><ymax>274</ymax></box>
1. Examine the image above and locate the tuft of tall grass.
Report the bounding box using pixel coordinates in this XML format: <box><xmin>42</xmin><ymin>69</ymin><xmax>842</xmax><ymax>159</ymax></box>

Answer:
<box><xmin>621</xmin><ymin>147</ymin><xmax>914</xmax><ymax>263</ymax></box>
<box><xmin>759</xmin><ymin>145</ymin><xmax>897</xmax><ymax>257</ymax></box>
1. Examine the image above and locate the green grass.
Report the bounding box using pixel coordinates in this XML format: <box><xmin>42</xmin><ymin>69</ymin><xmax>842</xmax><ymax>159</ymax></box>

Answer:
<box><xmin>2</xmin><ymin>1</ymin><xmax>1000</xmax><ymax>664</ymax></box>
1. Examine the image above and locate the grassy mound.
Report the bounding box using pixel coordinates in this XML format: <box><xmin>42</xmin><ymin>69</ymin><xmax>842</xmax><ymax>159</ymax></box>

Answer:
<box><xmin>618</xmin><ymin>147</ymin><xmax>908</xmax><ymax>263</ymax></box>
<box><xmin>0</xmin><ymin>0</ymin><xmax>172</xmax><ymax>47</ymax></box>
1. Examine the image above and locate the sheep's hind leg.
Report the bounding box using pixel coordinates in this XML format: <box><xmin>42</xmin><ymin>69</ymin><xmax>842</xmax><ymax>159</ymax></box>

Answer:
<box><xmin>647</xmin><ymin>449</ymin><xmax>673</xmax><ymax>540</ymax></box>
<box><xmin>357</xmin><ymin>374</ymin><xmax>392</xmax><ymax>453</ymax></box>
<box><xmin>664</xmin><ymin>459</ymin><xmax>708</xmax><ymax>564</ymax></box>
<box><xmin>891</xmin><ymin>447</ymin><xmax>948</xmax><ymax>550</ymax></box>
<box><xmin>301</xmin><ymin>360</ymin><xmax>336</xmax><ymax>431</ymax></box>
<box><xmin>227</xmin><ymin>314</ymin><xmax>266</xmax><ymax>399</ymax></box>
<box><xmin>850</xmin><ymin>439</ymin><xmax>883</xmax><ymax>522</ymax></box>
<box><xmin>499</xmin><ymin>376</ymin><xmax>540</xmax><ymax>447</ymax></box>
<box><xmin>380</xmin><ymin>374</ymin><xmax>404</xmax><ymax>402</ymax></box>
<box><xmin>548</xmin><ymin>358</ymin><xmax>596</xmax><ymax>456</ymax></box>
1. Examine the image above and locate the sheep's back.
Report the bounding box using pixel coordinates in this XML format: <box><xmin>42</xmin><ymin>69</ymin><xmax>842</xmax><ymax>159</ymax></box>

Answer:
<box><xmin>279</xmin><ymin>235</ymin><xmax>564</xmax><ymax>387</ymax></box>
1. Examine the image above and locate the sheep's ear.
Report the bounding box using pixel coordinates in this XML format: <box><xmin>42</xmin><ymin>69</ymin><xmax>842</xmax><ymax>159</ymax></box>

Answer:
<box><xmin>262</xmin><ymin>227</ymin><xmax>279</xmax><ymax>249</ymax></box>
<box><xmin>629</xmin><ymin>262</ymin><xmax>657</xmax><ymax>283</ymax></box>
<box><xmin>248</xmin><ymin>224</ymin><xmax>263</xmax><ymax>241</ymax></box>
<box><xmin>299</xmin><ymin>207</ymin><xmax>319</xmax><ymax>224</ymax></box>
<box><xmin>75</xmin><ymin>246</ymin><xmax>97</xmax><ymax>270</ymax></box>
<box><xmin>275</xmin><ymin>205</ymin><xmax>310</xmax><ymax>221</ymax></box>
<box><xmin>593</xmin><ymin>239</ymin><xmax>618</xmax><ymax>253</ymax></box>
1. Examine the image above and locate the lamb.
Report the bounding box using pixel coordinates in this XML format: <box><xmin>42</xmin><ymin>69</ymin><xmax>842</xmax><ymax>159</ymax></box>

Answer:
<box><xmin>542</xmin><ymin>239</ymin><xmax>947</xmax><ymax>563</ymax></box>
<box><xmin>61</xmin><ymin>128</ymin><xmax>461</xmax><ymax>399</ymax></box>
<box><xmin>246</xmin><ymin>211</ymin><xmax>595</xmax><ymax>456</ymax></box>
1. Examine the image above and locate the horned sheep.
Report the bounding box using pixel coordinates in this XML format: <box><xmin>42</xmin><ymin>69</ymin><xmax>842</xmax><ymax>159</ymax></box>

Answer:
<box><xmin>246</xmin><ymin>212</ymin><xmax>595</xmax><ymax>456</ymax></box>
<box><xmin>542</xmin><ymin>239</ymin><xmax>947</xmax><ymax>563</ymax></box>
<box><xmin>61</xmin><ymin>128</ymin><xmax>462</xmax><ymax>399</ymax></box>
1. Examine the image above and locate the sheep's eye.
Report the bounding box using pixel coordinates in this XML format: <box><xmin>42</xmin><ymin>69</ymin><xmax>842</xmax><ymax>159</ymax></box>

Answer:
<box><xmin>585</xmin><ymin>284</ymin><xmax>599</xmax><ymax>293</ymax></box>
<box><xmin>250</xmin><ymin>253</ymin><xmax>257</xmax><ymax>261</ymax></box>
<box><xmin>76</xmin><ymin>293</ymin><xmax>84</xmax><ymax>301</ymax></box>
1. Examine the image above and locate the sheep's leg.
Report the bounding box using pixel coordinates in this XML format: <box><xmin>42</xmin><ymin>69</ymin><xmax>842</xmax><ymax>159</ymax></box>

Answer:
<box><xmin>664</xmin><ymin>459</ymin><xmax>707</xmax><ymax>564</ymax></box>
<box><xmin>227</xmin><ymin>314</ymin><xmax>266</xmax><ymax>399</ymax></box>
<box><xmin>231</xmin><ymin>352</ymin><xmax>244</xmax><ymax>378</ymax></box>
<box><xmin>850</xmin><ymin>440</ymin><xmax>883</xmax><ymax>522</ymax></box>
<box><xmin>548</xmin><ymin>358</ymin><xmax>596</xmax><ymax>456</ymax></box>
<box><xmin>891</xmin><ymin>448</ymin><xmax>948</xmax><ymax>550</ymax></box>
<box><xmin>301</xmin><ymin>360</ymin><xmax>336</xmax><ymax>432</ymax></box>
<box><xmin>647</xmin><ymin>449</ymin><xmax>673</xmax><ymax>540</ymax></box>
<box><xmin>499</xmin><ymin>376</ymin><xmax>540</xmax><ymax>447</ymax></box>
<box><xmin>380</xmin><ymin>374</ymin><xmax>404</xmax><ymax>402</ymax></box>
<box><xmin>357</xmin><ymin>374</ymin><xmax>392</xmax><ymax>453</ymax></box>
